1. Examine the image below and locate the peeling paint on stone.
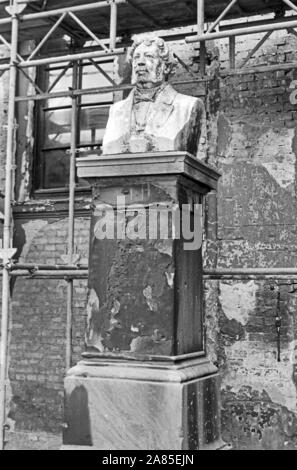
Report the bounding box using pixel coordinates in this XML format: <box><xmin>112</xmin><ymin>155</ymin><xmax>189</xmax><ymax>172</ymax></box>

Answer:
<box><xmin>88</xmin><ymin>233</ymin><xmax>175</xmax><ymax>355</ymax></box>
<box><xmin>218</xmin><ymin>124</ymin><xmax>296</xmax><ymax>196</ymax></box>
<box><xmin>134</xmin><ymin>245</ymin><xmax>144</xmax><ymax>252</ymax></box>
<box><xmin>206</xmin><ymin>32</ymin><xmax>297</xmax><ymax>450</ymax></box>
<box><xmin>143</xmin><ymin>285</ymin><xmax>158</xmax><ymax>312</ymax></box>
<box><xmin>18</xmin><ymin>78</ymin><xmax>36</xmax><ymax>202</ymax></box>
<box><xmin>221</xmin><ymin>386</ymin><xmax>297</xmax><ymax>450</ymax></box>
<box><xmin>19</xmin><ymin>219</ymin><xmax>49</xmax><ymax>261</ymax></box>
<box><xmin>222</xmin><ymin>340</ymin><xmax>297</xmax><ymax>412</ymax></box>
<box><xmin>111</xmin><ymin>300</ymin><xmax>120</xmax><ymax>316</ymax></box>
<box><xmin>130</xmin><ymin>325</ymin><xmax>139</xmax><ymax>333</ymax></box>
<box><xmin>217</xmin><ymin>113</ymin><xmax>232</xmax><ymax>158</ymax></box>
<box><xmin>109</xmin><ymin>300</ymin><xmax>121</xmax><ymax>328</ymax></box>
<box><xmin>86</xmin><ymin>288</ymin><xmax>105</xmax><ymax>352</ymax></box>
<box><xmin>219</xmin><ymin>281</ymin><xmax>258</xmax><ymax>326</ymax></box>
<box><xmin>254</xmin><ymin>128</ymin><xmax>296</xmax><ymax>193</ymax></box>
<box><xmin>165</xmin><ymin>271</ymin><xmax>174</xmax><ymax>288</ymax></box>
<box><xmin>130</xmin><ymin>332</ymin><xmax>171</xmax><ymax>355</ymax></box>
<box><xmin>155</xmin><ymin>239</ymin><xmax>173</xmax><ymax>257</ymax></box>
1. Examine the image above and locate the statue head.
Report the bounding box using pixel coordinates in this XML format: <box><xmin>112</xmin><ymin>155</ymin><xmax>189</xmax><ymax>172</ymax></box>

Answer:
<box><xmin>128</xmin><ymin>37</ymin><xmax>177</xmax><ymax>88</ymax></box>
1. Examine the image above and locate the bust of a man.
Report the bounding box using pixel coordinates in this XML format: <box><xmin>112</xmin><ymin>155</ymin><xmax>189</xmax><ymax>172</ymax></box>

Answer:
<box><xmin>102</xmin><ymin>37</ymin><xmax>205</xmax><ymax>155</ymax></box>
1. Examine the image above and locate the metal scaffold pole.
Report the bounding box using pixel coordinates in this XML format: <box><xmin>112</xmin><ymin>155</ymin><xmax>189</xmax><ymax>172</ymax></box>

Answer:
<box><xmin>197</xmin><ymin>0</ymin><xmax>206</xmax><ymax>76</ymax></box>
<box><xmin>109</xmin><ymin>0</ymin><xmax>118</xmax><ymax>50</ymax></box>
<box><xmin>66</xmin><ymin>60</ymin><xmax>79</xmax><ymax>371</ymax></box>
<box><xmin>0</xmin><ymin>0</ymin><xmax>19</xmax><ymax>450</ymax></box>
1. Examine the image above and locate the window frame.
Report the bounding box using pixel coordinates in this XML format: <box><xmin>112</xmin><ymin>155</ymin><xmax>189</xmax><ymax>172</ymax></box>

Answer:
<box><xmin>32</xmin><ymin>59</ymin><xmax>115</xmax><ymax>195</ymax></box>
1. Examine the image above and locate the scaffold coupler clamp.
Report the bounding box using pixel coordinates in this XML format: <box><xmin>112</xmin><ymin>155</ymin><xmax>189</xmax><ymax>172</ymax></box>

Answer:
<box><xmin>0</xmin><ymin>248</ymin><xmax>17</xmax><ymax>270</ymax></box>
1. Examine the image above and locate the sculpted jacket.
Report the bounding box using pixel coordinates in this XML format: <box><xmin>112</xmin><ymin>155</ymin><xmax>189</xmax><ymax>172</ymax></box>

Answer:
<box><xmin>102</xmin><ymin>83</ymin><xmax>205</xmax><ymax>156</ymax></box>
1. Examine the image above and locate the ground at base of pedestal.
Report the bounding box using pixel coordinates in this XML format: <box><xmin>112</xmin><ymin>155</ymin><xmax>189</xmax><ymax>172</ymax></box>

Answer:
<box><xmin>4</xmin><ymin>430</ymin><xmax>61</xmax><ymax>450</ymax></box>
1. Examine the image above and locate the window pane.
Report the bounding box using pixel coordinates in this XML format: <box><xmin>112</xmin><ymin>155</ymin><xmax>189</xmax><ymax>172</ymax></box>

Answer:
<box><xmin>81</xmin><ymin>62</ymin><xmax>113</xmax><ymax>104</ymax></box>
<box><xmin>46</xmin><ymin>64</ymin><xmax>73</xmax><ymax>108</ymax></box>
<box><xmin>36</xmin><ymin>60</ymin><xmax>114</xmax><ymax>190</ymax></box>
<box><xmin>79</xmin><ymin>105</ymin><xmax>109</xmax><ymax>145</ymax></box>
<box><xmin>47</xmin><ymin>62</ymin><xmax>72</xmax><ymax>92</ymax></box>
<box><xmin>42</xmin><ymin>149</ymin><xmax>69</xmax><ymax>189</ymax></box>
<box><xmin>43</xmin><ymin>108</ymin><xmax>72</xmax><ymax>148</ymax></box>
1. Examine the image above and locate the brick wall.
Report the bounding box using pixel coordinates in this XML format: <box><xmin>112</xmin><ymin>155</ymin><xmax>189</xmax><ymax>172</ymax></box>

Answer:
<box><xmin>6</xmin><ymin>215</ymin><xmax>90</xmax><ymax>432</ymax></box>
<box><xmin>205</xmin><ymin>28</ymin><xmax>297</xmax><ymax>449</ymax></box>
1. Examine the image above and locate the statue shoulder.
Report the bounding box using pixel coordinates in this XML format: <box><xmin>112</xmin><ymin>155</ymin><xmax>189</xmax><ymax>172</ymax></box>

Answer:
<box><xmin>175</xmin><ymin>91</ymin><xmax>204</xmax><ymax>108</ymax></box>
<box><xmin>109</xmin><ymin>93</ymin><xmax>133</xmax><ymax>112</ymax></box>
<box><xmin>173</xmin><ymin>90</ymin><xmax>205</xmax><ymax>118</ymax></box>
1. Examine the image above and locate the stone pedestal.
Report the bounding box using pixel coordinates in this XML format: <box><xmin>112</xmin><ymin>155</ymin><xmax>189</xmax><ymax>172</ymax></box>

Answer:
<box><xmin>63</xmin><ymin>151</ymin><xmax>223</xmax><ymax>450</ymax></box>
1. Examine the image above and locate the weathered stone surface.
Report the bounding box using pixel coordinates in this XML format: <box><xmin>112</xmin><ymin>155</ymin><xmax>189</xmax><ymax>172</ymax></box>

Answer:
<box><xmin>86</xmin><ymin>236</ymin><xmax>176</xmax><ymax>356</ymax></box>
<box><xmin>204</xmin><ymin>34</ymin><xmax>297</xmax><ymax>449</ymax></box>
<box><xmin>68</xmin><ymin>152</ymin><xmax>224</xmax><ymax>451</ymax></box>
<box><xmin>78</xmin><ymin>153</ymin><xmax>219</xmax><ymax>358</ymax></box>
<box><xmin>63</xmin><ymin>358</ymin><xmax>223</xmax><ymax>450</ymax></box>
<box><xmin>86</xmin><ymin>175</ymin><xmax>205</xmax><ymax>357</ymax></box>
<box><xmin>222</xmin><ymin>387</ymin><xmax>297</xmax><ymax>450</ymax></box>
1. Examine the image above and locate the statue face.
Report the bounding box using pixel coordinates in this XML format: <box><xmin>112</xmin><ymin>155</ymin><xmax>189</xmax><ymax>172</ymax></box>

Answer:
<box><xmin>131</xmin><ymin>42</ymin><xmax>166</xmax><ymax>87</ymax></box>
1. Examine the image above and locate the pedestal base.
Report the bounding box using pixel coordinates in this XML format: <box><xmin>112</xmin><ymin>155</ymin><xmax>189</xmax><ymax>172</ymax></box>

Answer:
<box><xmin>63</xmin><ymin>356</ymin><xmax>224</xmax><ymax>450</ymax></box>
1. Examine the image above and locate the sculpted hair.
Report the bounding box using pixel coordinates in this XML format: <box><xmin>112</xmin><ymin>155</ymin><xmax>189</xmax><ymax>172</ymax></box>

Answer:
<box><xmin>128</xmin><ymin>36</ymin><xmax>177</xmax><ymax>79</ymax></box>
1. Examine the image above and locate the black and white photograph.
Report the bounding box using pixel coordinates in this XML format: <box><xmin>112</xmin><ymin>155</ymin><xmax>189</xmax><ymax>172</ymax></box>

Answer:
<box><xmin>0</xmin><ymin>0</ymin><xmax>296</xmax><ymax>453</ymax></box>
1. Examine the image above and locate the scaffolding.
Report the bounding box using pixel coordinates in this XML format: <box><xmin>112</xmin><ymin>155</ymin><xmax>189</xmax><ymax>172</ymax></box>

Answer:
<box><xmin>1</xmin><ymin>0</ymin><xmax>297</xmax><ymax>450</ymax></box>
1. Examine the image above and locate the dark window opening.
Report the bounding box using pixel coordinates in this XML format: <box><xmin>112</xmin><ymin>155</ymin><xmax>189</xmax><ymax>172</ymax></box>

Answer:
<box><xmin>34</xmin><ymin>59</ymin><xmax>114</xmax><ymax>191</ymax></box>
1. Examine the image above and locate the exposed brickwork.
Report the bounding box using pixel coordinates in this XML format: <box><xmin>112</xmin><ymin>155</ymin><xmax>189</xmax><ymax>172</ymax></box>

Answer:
<box><xmin>205</xmin><ymin>28</ymin><xmax>297</xmax><ymax>450</ymax></box>
<box><xmin>7</xmin><ymin>217</ymin><xmax>89</xmax><ymax>432</ymax></box>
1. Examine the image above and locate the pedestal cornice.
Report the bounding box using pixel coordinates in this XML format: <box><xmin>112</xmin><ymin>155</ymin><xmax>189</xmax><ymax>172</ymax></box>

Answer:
<box><xmin>77</xmin><ymin>151</ymin><xmax>220</xmax><ymax>191</ymax></box>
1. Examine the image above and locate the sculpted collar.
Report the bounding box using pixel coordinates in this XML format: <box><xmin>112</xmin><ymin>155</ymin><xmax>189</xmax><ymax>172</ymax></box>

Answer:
<box><xmin>133</xmin><ymin>83</ymin><xmax>166</xmax><ymax>104</ymax></box>
<box><xmin>112</xmin><ymin>84</ymin><xmax>178</xmax><ymax>134</ymax></box>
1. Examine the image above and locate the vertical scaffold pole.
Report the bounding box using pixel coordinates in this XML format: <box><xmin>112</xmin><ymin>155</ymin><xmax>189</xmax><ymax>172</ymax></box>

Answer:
<box><xmin>197</xmin><ymin>0</ymin><xmax>206</xmax><ymax>76</ymax></box>
<box><xmin>0</xmin><ymin>0</ymin><xmax>18</xmax><ymax>451</ymax></box>
<box><xmin>66</xmin><ymin>60</ymin><xmax>79</xmax><ymax>372</ymax></box>
<box><xmin>109</xmin><ymin>0</ymin><xmax>117</xmax><ymax>50</ymax></box>
<box><xmin>229</xmin><ymin>36</ymin><xmax>236</xmax><ymax>69</ymax></box>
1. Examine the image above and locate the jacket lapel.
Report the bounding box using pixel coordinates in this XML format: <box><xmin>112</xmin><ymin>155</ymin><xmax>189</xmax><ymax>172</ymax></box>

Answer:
<box><xmin>115</xmin><ymin>84</ymin><xmax>177</xmax><ymax>136</ymax></box>
<box><xmin>146</xmin><ymin>84</ymin><xmax>177</xmax><ymax>130</ymax></box>
<box><xmin>116</xmin><ymin>89</ymin><xmax>134</xmax><ymax>136</ymax></box>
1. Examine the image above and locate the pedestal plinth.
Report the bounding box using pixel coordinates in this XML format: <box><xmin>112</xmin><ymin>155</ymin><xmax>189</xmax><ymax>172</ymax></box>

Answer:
<box><xmin>63</xmin><ymin>151</ymin><xmax>223</xmax><ymax>450</ymax></box>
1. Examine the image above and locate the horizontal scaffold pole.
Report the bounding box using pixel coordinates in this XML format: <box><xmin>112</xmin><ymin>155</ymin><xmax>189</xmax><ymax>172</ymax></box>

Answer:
<box><xmin>0</xmin><ymin>47</ymin><xmax>126</xmax><ymax>71</ymax></box>
<box><xmin>221</xmin><ymin>61</ymin><xmax>297</xmax><ymax>76</ymax></box>
<box><xmin>204</xmin><ymin>268</ymin><xmax>297</xmax><ymax>276</ymax></box>
<box><xmin>8</xmin><ymin>263</ymin><xmax>88</xmax><ymax>271</ymax></box>
<box><xmin>3</xmin><ymin>269</ymin><xmax>297</xmax><ymax>281</ymax></box>
<box><xmin>14</xmin><ymin>78</ymin><xmax>208</xmax><ymax>102</ymax></box>
<box><xmin>15</xmin><ymin>82</ymin><xmax>134</xmax><ymax>101</ymax></box>
<box><xmin>0</xmin><ymin>0</ymin><xmax>126</xmax><ymax>26</ymax></box>
<box><xmin>7</xmin><ymin>270</ymin><xmax>88</xmax><ymax>278</ymax></box>
<box><xmin>5</xmin><ymin>265</ymin><xmax>297</xmax><ymax>276</ymax></box>
<box><xmin>186</xmin><ymin>17</ymin><xmax>297</xmax><ymax>42</ymax></box>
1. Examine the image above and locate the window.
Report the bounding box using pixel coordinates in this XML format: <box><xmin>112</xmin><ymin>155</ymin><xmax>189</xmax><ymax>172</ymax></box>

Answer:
<box><xmin>34</xmin><ymin>59</ymin><xmax>114</xmax><ymax>190</ymax></box>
